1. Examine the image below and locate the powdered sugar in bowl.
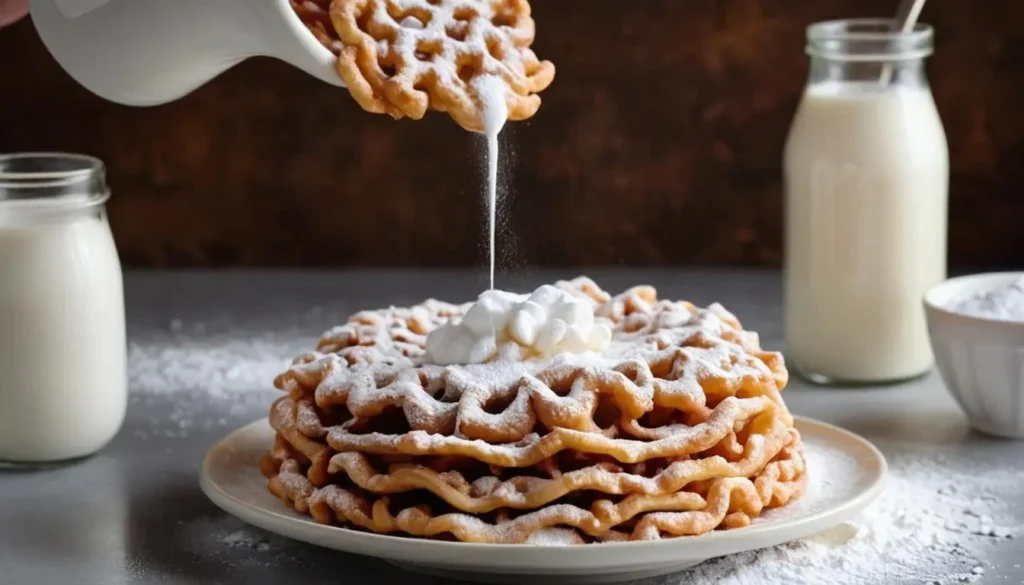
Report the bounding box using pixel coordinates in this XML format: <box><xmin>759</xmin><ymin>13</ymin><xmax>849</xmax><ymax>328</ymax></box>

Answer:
<box><xmin>924</xmin><ymin>272</ymin><xmax>1024</xmax><ymax>438</ymax></box>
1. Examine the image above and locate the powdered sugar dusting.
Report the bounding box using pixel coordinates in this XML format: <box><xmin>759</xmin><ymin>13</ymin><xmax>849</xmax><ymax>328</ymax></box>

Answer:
<box><xmin>756</xmin><ymin>440</ymin><xmax>861</xmax><ymax>522</ymax></box>
<box><xmin>299</xmin><ymin>278</ymin><xmax>782</xmax><ymax>445</ymax></box>
<box><xmin>671</xmin><ymin>441</ymin><xmax>1021</xmax><ymax>585</ymax></box>
<box><xmin>221</xmin><ymin>530</ymin><xmax>273</xmax><ymax>552</ymax></box>
<box><xmin>949</xmin><ymin>275</ymin><xmax>1024</xmax><ymax>322</ymax></box>
<box><xmin>524</xmin><ymin>528</ymin><xmax>582</xmax><ymax>545</ymax></box>
<box><xmin>125</xmin><ymin>323</ymin><xmax>317</xmax><ymax>440</ymax></box>
<box><xmin>128</xmin><ymin>328</ymin><xmax>313</xmax><ymax>399</ymax></box>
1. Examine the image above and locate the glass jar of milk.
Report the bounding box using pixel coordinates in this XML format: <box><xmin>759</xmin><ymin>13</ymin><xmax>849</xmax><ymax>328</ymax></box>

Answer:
<box><xmin>0</xmin><ymin>153</ymin><xmax>127</xmax><ymax>465</ymax></box>
<box><xmin>783</xmin><ymin>20</ymin><xmax>948</xmax><ymax>384</ymax></box>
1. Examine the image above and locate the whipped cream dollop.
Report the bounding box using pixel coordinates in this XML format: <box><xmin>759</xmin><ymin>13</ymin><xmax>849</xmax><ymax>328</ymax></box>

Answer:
<box><xmin>424</xmin><ymin>285</ymin><xmax>612</xmax><ymax>365</ymax></box>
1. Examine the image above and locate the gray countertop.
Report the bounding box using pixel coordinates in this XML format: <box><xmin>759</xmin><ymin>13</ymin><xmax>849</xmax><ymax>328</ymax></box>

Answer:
<box><xmin>1</xmin><ymin>270</ymin><xmax>1021</xmax><ymax>585</ymax></box>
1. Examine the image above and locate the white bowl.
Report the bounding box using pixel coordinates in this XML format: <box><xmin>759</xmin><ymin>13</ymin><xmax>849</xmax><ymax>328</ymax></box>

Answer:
<box><xmin>924</xmin><ymin>272</ymin><xmax>1024</xmax><ymax>438</ymax></box>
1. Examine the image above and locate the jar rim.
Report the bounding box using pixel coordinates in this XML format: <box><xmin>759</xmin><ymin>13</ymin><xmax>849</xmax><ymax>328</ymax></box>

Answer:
<box><xmin>807</xmin><ymin>18</ymin><xmax>934</xmax><ymax>62</ymax></box>
<box><xmin>0</xmin><ymin>153</ymin><xmax>110</xmax><ymax>219</ymax></box>
<box><xmin>808</xmin><ymin>19</ymin><xmax>933</xmax><ymax>42</ymax></box>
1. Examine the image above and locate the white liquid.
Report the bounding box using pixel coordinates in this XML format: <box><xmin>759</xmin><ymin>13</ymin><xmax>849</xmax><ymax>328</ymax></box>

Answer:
<box><xmin>0</xmin><ymin>214</ymin><xmax>127</xmax><ymax>462</ymax></box>
<box><xmin>475</xmin><ymin>75</ymin><xmax>508</xmax><ymax>290</ymax></box>
<box><xmin>783</xmin><ymin>83</ymin><xmax>948</xmax><ymax>382</ymax></box>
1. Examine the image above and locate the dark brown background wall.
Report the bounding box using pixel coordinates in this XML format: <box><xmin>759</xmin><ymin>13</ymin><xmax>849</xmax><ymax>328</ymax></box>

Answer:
<box><xmin>0</xmin><ymin>1</ymin><xmax>1022</xmax><ymax>268</ymax></box>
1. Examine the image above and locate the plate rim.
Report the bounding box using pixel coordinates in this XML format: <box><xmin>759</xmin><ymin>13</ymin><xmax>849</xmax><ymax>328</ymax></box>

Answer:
<box><xmin>199</xmin><ymin>415</ymin><xmax>887</xmax><ymax>562</ymax></box>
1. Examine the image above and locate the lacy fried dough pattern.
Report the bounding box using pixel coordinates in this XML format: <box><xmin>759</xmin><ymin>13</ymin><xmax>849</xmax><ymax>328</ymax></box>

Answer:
<box><xmin>293</xmin><ymin>0</ymin><xmax>555</xmax><ymax>131</ymax></box>
<box><xmin>260</xmin><ymin>277</ymin><xmax>806</xmax><ymax>542</ymax></box>
<box><xmin>263</xmin><ymin>428</ymin><xmax>805</xmax><ymax>543</ymax></box>
<box><xmin>268</xmin><ymin>396</ymin><xmax>795</xmax><ymax>514</ymax></box>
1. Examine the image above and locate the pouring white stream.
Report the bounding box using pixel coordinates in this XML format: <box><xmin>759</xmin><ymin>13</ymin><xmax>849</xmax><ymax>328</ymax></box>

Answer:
<box><xmin>474</xmin><ymin>75</ymin><xmax>509</xmax><ymax>291</ymax></box>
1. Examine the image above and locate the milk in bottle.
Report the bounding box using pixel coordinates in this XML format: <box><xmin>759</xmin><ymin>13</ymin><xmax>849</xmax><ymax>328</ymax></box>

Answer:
<box><xmin>783</xmin><ymin>20</ymin><xmax>949</xmax><ymax>384</ymax></box>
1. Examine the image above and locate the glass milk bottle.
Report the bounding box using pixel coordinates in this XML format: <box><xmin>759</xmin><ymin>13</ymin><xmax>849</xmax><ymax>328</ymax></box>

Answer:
<box><xmin>783</xmin><ymin>20</ymin><xmax>949</xmax><ymax>384</ymax></box>
<box><xmin>0</xmin><ymin>153</ymin><xmax>127</xmax><ymax>465</ymax></box>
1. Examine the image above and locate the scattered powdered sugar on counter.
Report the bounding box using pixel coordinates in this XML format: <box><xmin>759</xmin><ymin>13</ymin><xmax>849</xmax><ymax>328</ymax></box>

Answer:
<box><xmin>670</xmin><ymin>442</ymin><xmax>1020</xmax><ymax>585</ymax></box>
<box><xmin>126</xmin><ymin>323</ymin><xmax>317</xmax><ymax>439</ymax></box>
<box><xmin>221</xmin><ymin>530</ymin><xmax>273</xmax><ymax>552</ymax></box>
<box><xmin>176</xmin><ymin>515</ymin><xmax>304</xmax><ymax>570</ymax></box>
<box><xmin>128</xmin><ymin>327</ymin><xmax>315</xmax><ymax>399</ymax></box>
<box><xmin>949</xmin><ymin>275</ymin><xmax>1024</xmax><ymax>322</ymax></box>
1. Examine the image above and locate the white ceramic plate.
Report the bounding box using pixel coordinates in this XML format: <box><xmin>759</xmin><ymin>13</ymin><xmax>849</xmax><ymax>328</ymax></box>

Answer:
<box><xmin>199</xmin><ymin>417</ymin><xmax>887</xmax><ymax>584</ymax></box>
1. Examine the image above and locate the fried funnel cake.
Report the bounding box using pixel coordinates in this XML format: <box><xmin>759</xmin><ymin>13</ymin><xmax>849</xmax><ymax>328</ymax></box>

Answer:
<box><xmin>293</xmin><ymin>0</ymin><xmax>555</xmax><ymax>131</ymax></box>
<box><xmin>260</xmin><ymin>277</ymin><xmax>806</xmax><ymax>543</ymax></box>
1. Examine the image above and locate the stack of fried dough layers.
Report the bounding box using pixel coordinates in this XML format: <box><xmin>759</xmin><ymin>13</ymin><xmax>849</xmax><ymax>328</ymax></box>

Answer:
<box><xmin>262</xmin><ymin>277</ymin><xmax>806</xmax><ymax>544</ymax></box>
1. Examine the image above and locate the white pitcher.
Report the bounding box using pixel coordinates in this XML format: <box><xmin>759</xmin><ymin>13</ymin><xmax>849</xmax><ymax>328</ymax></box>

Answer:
<box><xmin>30</xmin><ymin>0</ymin><xmax>345</xmax><ymax>106</ymax></box>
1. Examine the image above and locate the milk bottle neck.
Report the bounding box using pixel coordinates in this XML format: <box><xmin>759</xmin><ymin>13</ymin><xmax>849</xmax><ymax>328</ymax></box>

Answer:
<box><xmin>803</xmin><ymin>18</ymin><xmax>934</xmax><ymax>90</ymax></box>
<box><xmin>0</xmin><ymin>153</ymin><xmax>109</xmax><ymax>225</ymax></box>
<box><xmin>808</xmin><ymin>59</ymin><xmax>928</xmax><ymax>89</ymax></box>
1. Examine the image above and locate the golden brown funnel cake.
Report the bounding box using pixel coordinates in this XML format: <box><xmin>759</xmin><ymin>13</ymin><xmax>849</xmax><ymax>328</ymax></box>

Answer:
<box><xmin>259</xmin><ymin>277</ymin><xmax>806</xmax><ymax>543</ymax></box>
<box><xmin>292</xmin><ymin>0</ymin><xmax>555</xmax><ymax>131</ymax></box>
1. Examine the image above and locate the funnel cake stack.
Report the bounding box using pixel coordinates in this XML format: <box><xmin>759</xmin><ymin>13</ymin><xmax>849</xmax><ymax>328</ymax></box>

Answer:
<box><xmin>260</xmin><ymin>278</ymin><xmax>806</xmax><ymax>543</ymax></box>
